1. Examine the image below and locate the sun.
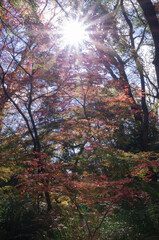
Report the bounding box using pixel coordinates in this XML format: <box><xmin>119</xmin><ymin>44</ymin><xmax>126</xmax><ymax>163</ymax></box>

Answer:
<box><xmin>61</xmin><ymin>19</ymin><xmax>89</xmax><ymax>48</ymax></box>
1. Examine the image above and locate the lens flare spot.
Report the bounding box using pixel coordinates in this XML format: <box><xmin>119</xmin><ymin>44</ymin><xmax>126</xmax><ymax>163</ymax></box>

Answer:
<box><xmin>62</xmin><ymin>20</ymin><xmax>88</xmax><ymax>47</ymax></box>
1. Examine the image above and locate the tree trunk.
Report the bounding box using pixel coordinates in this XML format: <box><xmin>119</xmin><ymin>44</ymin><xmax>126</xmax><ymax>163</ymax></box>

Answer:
<box><xmin>137</xmin><ymin>0</ymin><xmax>159</xmax><ymax>89</ymax></box>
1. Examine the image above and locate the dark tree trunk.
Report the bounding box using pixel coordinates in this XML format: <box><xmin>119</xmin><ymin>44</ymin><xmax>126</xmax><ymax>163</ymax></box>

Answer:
<box><xmin>137</xmin><ymin>0</ymin><xmax>159</xmax><ymax>90</ymax></box>
<box><xmin>121</xmin><ymin>0</ymin><xmax>149</xmax><ymax>151</ymax></box>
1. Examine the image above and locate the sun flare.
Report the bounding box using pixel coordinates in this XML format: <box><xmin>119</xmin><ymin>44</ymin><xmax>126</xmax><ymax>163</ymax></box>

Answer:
<box><xmin>62</xmin><ymin>19</ymin><xmax>89</xmax><ymax>48</ymax></box>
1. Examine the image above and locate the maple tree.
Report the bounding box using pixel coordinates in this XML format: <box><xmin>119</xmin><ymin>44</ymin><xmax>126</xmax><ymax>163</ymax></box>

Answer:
<box><xmin>83</xmin><ymin>0</ymin><xmax>159</xmax><ymax>151</ymax></box>
<box><xmin>0</xmin><ymin>0</ymin><xmax>159</xmax><ymax>239</ymax></box>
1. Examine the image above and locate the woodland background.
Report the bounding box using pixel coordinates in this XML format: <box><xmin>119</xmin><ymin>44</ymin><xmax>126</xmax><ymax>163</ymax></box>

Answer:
<box><xmin>0</xmin><ymin>0</ymin><xmax>159</xmax><ymax>239</ymax></box>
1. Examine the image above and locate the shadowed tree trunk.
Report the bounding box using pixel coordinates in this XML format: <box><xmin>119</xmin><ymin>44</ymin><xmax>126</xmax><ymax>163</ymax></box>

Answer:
<box><xmin>137</xmin><ymin>0</ymin><xmax>159</xmax><ymax>91</ymax></box>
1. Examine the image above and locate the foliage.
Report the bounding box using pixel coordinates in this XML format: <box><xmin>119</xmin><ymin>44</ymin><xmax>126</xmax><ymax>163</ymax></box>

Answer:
<box><xmin>0</xmin><ymin>0</ymin><xmax>159</xmax><ymax>239</ymax></box>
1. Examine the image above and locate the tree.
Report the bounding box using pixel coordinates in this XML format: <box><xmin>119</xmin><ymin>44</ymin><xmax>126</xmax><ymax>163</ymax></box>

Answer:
<box><xmin>0</xmin><ymin>0</ymin><xmax>59</xmax><ymax>211</ymax></box>
<box><xmin>81</xmin><ymin>0</ymin><xmax>158</xmax><ymax>151</ymax></box>
<box><xmin>137</xmin><ymin>0</ymin><xmax>159</xmax><ymax>89</ymax></box>
<box><xmin>0</xmin><ymin>0</ymin><xmax>159</xmax><ymax>239</ymax></box>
